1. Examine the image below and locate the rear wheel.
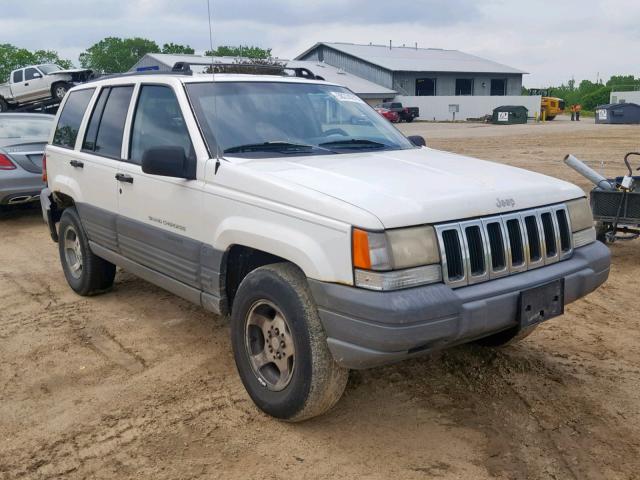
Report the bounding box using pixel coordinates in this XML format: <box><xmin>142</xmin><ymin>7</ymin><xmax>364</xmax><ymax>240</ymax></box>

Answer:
<box><xmin>474</xmin><ymin>325</ymin><xmax>538</xmax><ymax>347</ymax></box>
<box><xmin>230</xmin><ymin>263</ymin><xmax>348</xmax><ymax>421</ymax></box>
<box><xmin>58</xmin><ymin>208</ymin><xmax>115</xmax><ymax>296</ymax></box>
<box><xmin>0</xmin><ymin>98</ymin><xmax>8</xmax><ymax>112</ymax></box>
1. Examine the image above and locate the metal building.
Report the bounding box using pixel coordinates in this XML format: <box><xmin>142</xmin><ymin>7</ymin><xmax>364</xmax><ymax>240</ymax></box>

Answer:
<box><xmin>295</xmin><ymin>42</ymin><xmax>526</xmax><ymax>97</ymax></box>
<box><xmin>129</xmin><ymin>54</ymin><xmax>397</xmax><ymax>104</ymax></box>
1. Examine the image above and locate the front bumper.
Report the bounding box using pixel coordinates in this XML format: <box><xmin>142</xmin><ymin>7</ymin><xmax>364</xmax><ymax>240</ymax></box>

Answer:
<box><xmin>309</xmin><ymin>241</ymin><xmax>610</xmax><ymax>369</ymax></box>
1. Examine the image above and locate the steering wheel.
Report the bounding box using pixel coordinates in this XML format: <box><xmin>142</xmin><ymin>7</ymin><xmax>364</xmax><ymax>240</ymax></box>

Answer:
<box><xmin>322</xmin><ymin>128</ymin><xmax>349</xmax><ymax>137</ymax></box>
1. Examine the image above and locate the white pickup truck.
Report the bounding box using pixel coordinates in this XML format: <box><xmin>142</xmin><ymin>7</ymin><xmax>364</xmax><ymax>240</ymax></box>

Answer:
<box><xmin>40</xmin><ymin>67</ymin><xmax>610</xmax><ymax>421</ymax></box>
<box><xmin>0</xmin><ymin>64</ymin><xmax>93</xmax><ymax>112</ymax></box>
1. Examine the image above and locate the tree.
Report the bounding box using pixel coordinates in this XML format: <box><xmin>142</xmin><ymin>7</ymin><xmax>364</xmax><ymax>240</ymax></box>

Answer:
<box><xmin>162</xmin><ymin>43</ymin><xmax>195</xmax><ymax>55</ymax></box>
<box><xmin>0</xmin><ymin>44</ymin><xmax>72</xmax><ymax>81</ymax></box>
<box><xmin>79</xmin><ymin>37</ymin><xmax>161</xmax><ymax>73</ymax></box>
<box><xmin>204</xmin><ymin>45</ymin><xmax>272</xmax><ymax>59</ymax></box>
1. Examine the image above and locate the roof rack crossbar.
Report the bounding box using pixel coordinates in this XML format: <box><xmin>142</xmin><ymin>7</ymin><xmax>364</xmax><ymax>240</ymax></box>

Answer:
<box><xmin>171</xmin><ymin>61</ymin><xmax>324</xmax><ymax>80</ymax></box>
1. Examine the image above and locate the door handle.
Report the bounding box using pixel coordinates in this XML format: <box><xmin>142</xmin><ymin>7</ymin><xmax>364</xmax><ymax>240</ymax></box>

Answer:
<box><xmin>24</xmin><ymin>82</ymin><xmax>29</xmax><ymax>86</ymax></box>
<box><xmin>115</xmin><ymin>173</ymin><xmax>134</xmax><ymax>184</ymax></box>
<box><xmin>70</xmin><ymin>160</ymin><xmax>84</xmax><ymax>168</ymax></box>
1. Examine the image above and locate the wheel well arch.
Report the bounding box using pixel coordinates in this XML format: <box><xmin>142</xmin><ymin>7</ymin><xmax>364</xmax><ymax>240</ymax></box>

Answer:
<box><xmin>50</xmin><ymin>81</ymin><xmax>69</xmax><ymax>95</ymax></box>
<box><xmin>52</xmin><ymin>191</ymin><xmax>76</xmax><ymax>209</ymax></box>
<box><xmin>221</xmin><ymin>244</ymin><xmax>291</xmax><ymax>314</ymax></box>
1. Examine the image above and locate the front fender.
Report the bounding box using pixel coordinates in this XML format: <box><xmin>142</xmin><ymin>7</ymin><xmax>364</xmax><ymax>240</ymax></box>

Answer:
<box><xmin>213</xmin><ymin>216</ymin><xmax>353</xmax><ymax>284</ymax></box>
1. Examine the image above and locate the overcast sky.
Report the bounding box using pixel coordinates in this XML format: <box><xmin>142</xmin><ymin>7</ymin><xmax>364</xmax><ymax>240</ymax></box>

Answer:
<box><xmin>2</xmin><ymin>0</ymin><xmax>638</xmax><ymax>86</ymax></box>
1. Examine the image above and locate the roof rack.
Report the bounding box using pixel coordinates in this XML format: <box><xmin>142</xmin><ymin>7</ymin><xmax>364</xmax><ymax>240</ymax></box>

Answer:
<box><xmin>171</xmin><ymin>61</ymin><xmax>325</xmax><ymax>80</ymax></box>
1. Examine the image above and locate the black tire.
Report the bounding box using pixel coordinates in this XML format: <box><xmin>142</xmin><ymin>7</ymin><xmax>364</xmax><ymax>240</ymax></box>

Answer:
<box><xmin>596</xmin><ymin>222</ymin><xmax>611</xmax><ymax>243</ymax></box>
<box><xmin>52</xmin><ymin>83</ymin><xmax>70</xmax><ymax>101</ymax></box>
<box><xmin>58</xmin><ymin>208</ymin><xmax>116</xmax><ymax>296</ymax></box>
<box><xmin>230</xmin><ymin>263</ymin><xmax>348</xmax><ymax>421</ymax></box>
<box><xmin>0</xmin><ymin>98</ymin><xmax>8</xmax><ymax>112</ymax></box>
<box><xmin>474</xmin><ymin>324</ymin><xmax>538</xmax><ymax>347</ymax></box>
<box><xmin>405</xmin><ymin>117</ymin><xmax>414</xmax><ymax>123</ymax></box>
<box><xmin>547</xmin><ymin>115</ymin><xmax>556</xmax><ymax>121</ymax></box>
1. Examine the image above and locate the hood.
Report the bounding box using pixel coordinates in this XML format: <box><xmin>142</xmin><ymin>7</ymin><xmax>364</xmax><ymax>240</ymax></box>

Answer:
<box><xmin>233</xmin><ymin>147</ymin><xmax>584</xmax><ymax>229</ymax></box>
<box><xmin>48</xmin><ymin>69</ymin><xmax>92</xmax><ymax>76</ymax></box>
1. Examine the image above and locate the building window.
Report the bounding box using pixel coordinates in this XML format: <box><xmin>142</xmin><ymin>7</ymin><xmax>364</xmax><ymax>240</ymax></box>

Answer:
<box><xmin>416</xmin><ymin>78</ymin><xmax>436</xmax><ymax>96</ymax></box>
<box><xmin>455</xmin><ymin>79</ymin><xmax>473</xmax><ymax>96</ymax></box>
<box><xmin>490</xmin><ymin>79</ymin><xmax>506</xmax><ymax>96</ymax></box>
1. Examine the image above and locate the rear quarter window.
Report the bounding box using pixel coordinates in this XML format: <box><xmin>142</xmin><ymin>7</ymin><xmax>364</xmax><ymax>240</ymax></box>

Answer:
<box><xmin>82</xmin><ymin>85</ymin><xmax>134</xmax><ymax>158</ymax></box>
<box><xmin>52</xmin><ymin>89</ymin><xmax>95</xmax><ymax>148</ymax></box>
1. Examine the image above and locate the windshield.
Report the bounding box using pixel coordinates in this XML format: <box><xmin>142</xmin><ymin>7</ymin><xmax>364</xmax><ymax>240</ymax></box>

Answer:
<box><xmin>185</xmin><ymin>81</ymin><xmax>414</xmax><ymax>157</ymax></box>
<box><xmin>0</xmin><ymin>116</ymin><xmax>54</xmax><ymax>139</ymax></box>
<box><xmin>38</xmin><ymin>64</ymin><xmax>61</xmax><ymax>74</ymax></box>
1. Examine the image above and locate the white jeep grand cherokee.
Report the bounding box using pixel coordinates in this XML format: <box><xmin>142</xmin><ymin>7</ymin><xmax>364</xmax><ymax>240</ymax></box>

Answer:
<box><xmin>41</xmin><ymin>68</ymin><xmax>610</xmax><ymax>421</ymax></box>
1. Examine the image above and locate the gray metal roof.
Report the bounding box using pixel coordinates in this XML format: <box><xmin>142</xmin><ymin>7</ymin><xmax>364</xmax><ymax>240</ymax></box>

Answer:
<box><xmin>296</xmin><ymin>42</ymin><xmax>528</xmax><ymax>75</ymax></box>
<box><xmin>285</xmin><ymin>60</ymin><xmax>396</xmax><ymax>98</ymax></box>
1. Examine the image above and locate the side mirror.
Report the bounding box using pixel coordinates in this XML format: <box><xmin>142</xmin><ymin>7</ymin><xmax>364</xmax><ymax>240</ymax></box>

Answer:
<box><xmin>141</xmin><ymin>146</ymin><xmax>196</xmax><ymax>180</ymax></box>
<box><xmin>32</xmin><ymin>72</ymin><xmax>42</xmax><ymax>78</ymax></box>
<box><xmin>407</xmin><ymin>135</ymin><xmax>426</xmax><ymax>147</ymax></box>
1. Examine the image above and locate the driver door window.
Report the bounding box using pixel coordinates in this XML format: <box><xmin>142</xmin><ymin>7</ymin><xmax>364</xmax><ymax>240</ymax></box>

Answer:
<box><xmin>129</xmin><ymin>85</ymin><xmax>194</xmax><ymax>165</ymax></box>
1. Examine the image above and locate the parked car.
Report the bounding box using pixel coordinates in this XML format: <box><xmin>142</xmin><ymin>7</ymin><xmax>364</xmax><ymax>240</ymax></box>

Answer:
<box><xmin>0</xmin><ymin>64</ymin><xmax>93</xmax><ymax>112</ymax></box>
<box><xmin>0</xmin><ymin>113</ymin><xmax>53</xmax><ymax>207</ymax></box>
<box><xmin>41</xmin><ymin>70</ymin><xmax>610</xmax><ymax>422</ymax></box>
<box><xmin>375</xmin><ymin>107</ymin><xmax>399</xmax><ymax>123</ymax></box>
<box><xmin>376</xmin><ymin>102</ymin><xmax>420</xmax><ymax>122</ymax></box>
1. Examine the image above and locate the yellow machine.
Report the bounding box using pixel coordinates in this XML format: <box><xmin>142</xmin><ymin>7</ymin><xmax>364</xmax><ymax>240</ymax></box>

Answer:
<box><xmin>529</xmin><ymin>89</ymin><xmax>566</xmax><ymax>121</ymax></box>
<box><xmin>540</xmin><ymin>96</ymin><xmax>566</xmax><ymax>120</ymax></box>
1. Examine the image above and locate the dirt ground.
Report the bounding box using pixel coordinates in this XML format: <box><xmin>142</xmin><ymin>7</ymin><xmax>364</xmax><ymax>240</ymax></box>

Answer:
<box><xmin>1</xmin><ymin>116</ymin><xmax>639</xmax><ymax>479</ymax></box>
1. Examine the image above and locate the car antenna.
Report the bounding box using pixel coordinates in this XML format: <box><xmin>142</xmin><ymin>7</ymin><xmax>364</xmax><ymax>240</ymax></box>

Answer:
<box><xmin>206</xmin><ymin>0</ymin><xmax>222</xmax><ymax>174</ymax></box>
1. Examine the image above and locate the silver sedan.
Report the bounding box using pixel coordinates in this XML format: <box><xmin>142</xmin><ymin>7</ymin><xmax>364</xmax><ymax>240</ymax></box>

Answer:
<box><xmin>0</xmin><ymin>113</ymin><xmax>54</xmax><ymax>207</ymax></box>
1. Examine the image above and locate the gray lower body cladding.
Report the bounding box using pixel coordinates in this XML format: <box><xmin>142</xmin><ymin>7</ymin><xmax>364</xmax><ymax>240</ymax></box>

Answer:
<box><xmin>68</xmin><ymin>201</ymin><xmax>225</xmax><ymax>314</ymax></box>
<box><xmin>309</xmin><ymin>241</ymin><xmax>611</xmax><ymax>369</ymax></box>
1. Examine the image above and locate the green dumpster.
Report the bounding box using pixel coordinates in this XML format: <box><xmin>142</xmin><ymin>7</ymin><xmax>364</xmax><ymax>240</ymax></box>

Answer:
<box><xmin>492</xmin><ymin>105</ymin><xmax>528</xmax><ymax>125</ymax></box>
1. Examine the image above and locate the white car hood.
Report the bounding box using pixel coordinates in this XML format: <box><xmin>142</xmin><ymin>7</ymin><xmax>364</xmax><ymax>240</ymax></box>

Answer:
<box><xmin>233</xmin><ymin>147</ymin><xmax>584</xmax><ymax>229</ymax></box>
<box><xmin>48</xmin><ymin>69</ymin><xmax>92</xmax><ymax>75</ymax></box>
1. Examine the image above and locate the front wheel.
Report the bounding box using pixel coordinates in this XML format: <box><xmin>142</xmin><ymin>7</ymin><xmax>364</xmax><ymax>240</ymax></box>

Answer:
<box><xmin>230</xmin><ymin>263</ymin><xmax>348</xmax><ymax>421</ymax></box>
<box><xmin>58</xmin><ymin>208</ymin><xmax>116</xmax><ymax>296</ymax></box>
<box><xmin>52</xmin><ymin>83</ymin><xmax>70</xmax><ymax>101</ymax></box>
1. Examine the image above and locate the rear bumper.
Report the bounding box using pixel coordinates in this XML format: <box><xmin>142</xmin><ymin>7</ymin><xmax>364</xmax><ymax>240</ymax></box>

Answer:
<box><xmin>309</xmin><ymin>241</ymin><xmax>611</xmax><ymax>369</ymax></box>
<box><xmin>0</xmin><ymin>169</ymin><xmax>42</xmax><ymax>205</ymax></box>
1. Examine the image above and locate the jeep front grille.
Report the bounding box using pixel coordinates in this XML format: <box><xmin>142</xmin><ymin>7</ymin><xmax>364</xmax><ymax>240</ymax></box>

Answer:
<box><xmin>435</xmin><ymin>204</ymin><xmax>573</xmax><ymax>288</ymax></box>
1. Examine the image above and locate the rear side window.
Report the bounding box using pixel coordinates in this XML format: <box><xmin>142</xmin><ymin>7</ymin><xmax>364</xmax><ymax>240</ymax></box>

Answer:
<box><xmin>52</xmin><ymin>88</ymin><xmax>95</xmax><ymax>148</ymax></box>
<box><xmin>129</xmin><ymin>85</ymin><xmax>194</xmax><ymax>165</ymax></box>
<box><xmin>13</xmin><ymin>70</ymin><xmax>23</xmax><ymax>83</ymax></box>
<box><xmin>82</xmin><ymin>86</ymin><xmax>133</xmax><ymax>159</ymax></box>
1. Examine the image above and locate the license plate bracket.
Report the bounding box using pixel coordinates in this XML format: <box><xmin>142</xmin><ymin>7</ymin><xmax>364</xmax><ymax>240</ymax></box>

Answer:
<box><xmin>519</xmin><ymin>279</ymin><xmax>564</xmax><ymax>328</ymax></box>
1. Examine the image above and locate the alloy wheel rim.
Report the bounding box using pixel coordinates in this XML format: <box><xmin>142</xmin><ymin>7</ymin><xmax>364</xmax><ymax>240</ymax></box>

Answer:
<box><xmin>63</xmin><ymin>226</ymin><xmax>83</xmax><ymax>279</ymax></box>
<box><xmin>244</xmin><ymin>300</ymin><xmax>295</xmax><ymax>391</ymax></box>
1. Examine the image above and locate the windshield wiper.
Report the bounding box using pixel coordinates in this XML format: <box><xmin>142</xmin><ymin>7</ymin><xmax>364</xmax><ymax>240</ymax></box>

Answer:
<box><xmin>318</xmin><ymin>139</ymin><xmax>390</xmax><ymax>150</ymax></box>
<box><xmin>224</xmin><ymin>141</ymin><xmax>332</xmax><ymax>154</ymax></box>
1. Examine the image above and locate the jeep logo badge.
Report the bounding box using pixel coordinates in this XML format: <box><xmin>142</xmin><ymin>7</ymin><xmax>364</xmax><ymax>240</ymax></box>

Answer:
<box><xmin>496</xmin><ymin>198</ymin><xmax>516</xmax><ymax>208</ymax></box>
